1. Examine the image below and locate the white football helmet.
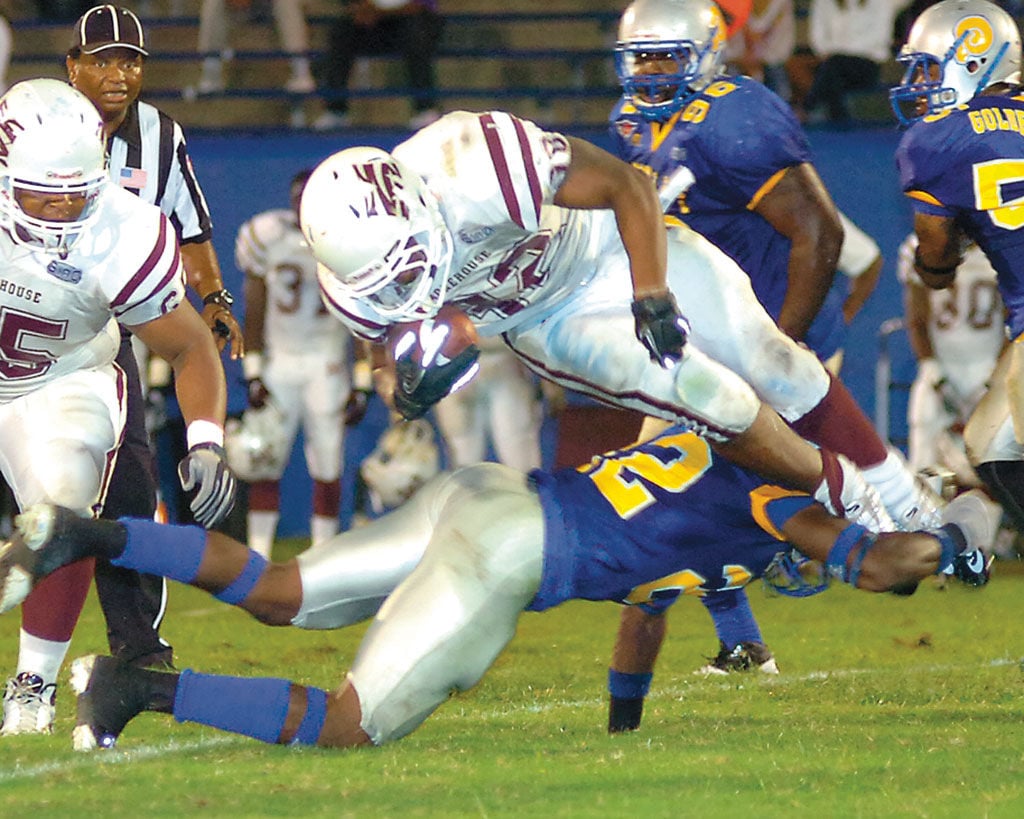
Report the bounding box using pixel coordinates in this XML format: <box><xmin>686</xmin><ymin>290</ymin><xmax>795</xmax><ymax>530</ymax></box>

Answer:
<box><xmin>0</xmin><ymin>78</ymin><xmax>108</xmax><ymax>256</ymax></box>
<box><xmin>615</xmin><ymin>0</ymin><xmax>729</xmax><ymax>121</ymax></box>
<box><xmin>300</xmin><ymin>146</ymin><xmax>453</xmax><ymax>319</ymax></box>
<box><xmin>360</xmin><ymin>419</ymin><xmax>440</xmax><ymax>510</ymax></box>
<box><xmin>224</xmin><ymin>403</ymin><xmax>291</xmax><ymax>483</ymax></box>
<box><xmin>890</xmin><ymin>0</ymin><xmax>1022</xmax><ymax>126</ymax></box>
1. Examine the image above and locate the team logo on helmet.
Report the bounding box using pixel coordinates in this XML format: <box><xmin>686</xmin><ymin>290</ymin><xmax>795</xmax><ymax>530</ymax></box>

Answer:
<box><xmin>954</xmin><ymin>15</ymin><xmax>995</xmax><ymax>64</ymax></box>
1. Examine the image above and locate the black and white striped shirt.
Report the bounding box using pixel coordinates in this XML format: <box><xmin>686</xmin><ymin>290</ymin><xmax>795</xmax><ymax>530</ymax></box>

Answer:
<box><xmin>107</xmin><ymin>99</ymin><xmax>213</xmax><ymax>245</ymax></box>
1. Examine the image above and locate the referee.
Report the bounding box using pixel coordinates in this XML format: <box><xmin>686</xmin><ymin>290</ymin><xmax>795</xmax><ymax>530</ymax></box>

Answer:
<box><xmin>65</xmin><ymin>5</ymin><xmax>243</xmax><ymax>668</ymax></box>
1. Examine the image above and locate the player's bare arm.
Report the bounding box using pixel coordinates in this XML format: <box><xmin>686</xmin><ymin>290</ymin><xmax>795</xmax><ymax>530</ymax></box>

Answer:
<box><xmin>181</xmin><ymin>239</ymin><xmax>245</xmax><ymax>359</ymax></box>
<box><xmin>554</xmin><ymin>137</ymin><xmax>667</xmax><ymax>299</ymax></box>
<box><xmin>754</xmin><ymin>162</ymin><xmax>843</xmax><ymax>340</ymax></box>
<box><xmin>241</xmin><ymin>272</ymin><xmax>270</xmax><ymax>408</ymax></box>
<box><xmin>128</xmin><ymin>301</ymin><xmax>227</xmax><ymax>428</ymax></box>
<box><xmin>912</xmin><ymin>212</ymin><xmax>963</xmax><ymax>289</ymax></box>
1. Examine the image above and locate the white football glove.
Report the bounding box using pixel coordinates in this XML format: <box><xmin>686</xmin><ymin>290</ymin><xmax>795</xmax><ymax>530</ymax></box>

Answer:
<box><xmin>177</xmin><ymin>443</ymin><xmax>237</xmax><ymax>528</ymax></box>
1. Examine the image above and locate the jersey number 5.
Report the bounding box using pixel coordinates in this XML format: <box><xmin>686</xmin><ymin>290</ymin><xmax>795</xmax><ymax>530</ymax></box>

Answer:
<box><xmin>973</xmin><ymin>158</ymin><xmax>1024</xmax><ymax>230</ymax></box>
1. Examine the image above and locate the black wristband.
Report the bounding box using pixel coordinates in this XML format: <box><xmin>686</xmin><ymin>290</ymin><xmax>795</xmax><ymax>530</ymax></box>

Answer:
<box><xmin>202</xmin><ymin>288</ymin><xmax>235</xmax><ymax>308</ymax></box>
<box><xmin>913</xmin><ymin>247</ymin><xmax>959</xmax><ymax>278</ymax></box>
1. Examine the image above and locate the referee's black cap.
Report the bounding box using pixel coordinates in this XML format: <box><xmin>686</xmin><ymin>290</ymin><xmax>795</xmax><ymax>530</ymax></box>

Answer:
<box><xmin>69</xmin><ymin>5</ymin><xmax>149</xmax><ymax>58</ymax></box>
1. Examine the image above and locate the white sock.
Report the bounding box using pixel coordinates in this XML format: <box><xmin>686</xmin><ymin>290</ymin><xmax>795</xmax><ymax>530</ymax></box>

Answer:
<box><xmin>16</xmin><ymin>631</ymin><xmax>70</xmax><ymax>686</ymax></box>
<box><xmin>290</xmin><ymin>56</ymin><xmax>312</xmax><ymax>78</ymax></box>
<box><xmin>247</xmin><ymin>510</ymin><xmax>279</xmax><ymax>559</ymax></box>
<box><xmin>310</xmin><ymin>514</ymin><xmax>339</xmax><ymax>547</ymax></box>
<box><xmin>862</xmin><ymin>449</ymin><xmax>941</xmax><ymax>525</ymax></box>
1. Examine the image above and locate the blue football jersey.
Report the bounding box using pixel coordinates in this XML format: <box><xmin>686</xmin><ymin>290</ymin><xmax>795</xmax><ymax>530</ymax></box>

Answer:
<box><xmin>526</xmin><ymin>429</ymin><xmax>814</xmax><ymax>612</ymax></box>
<box><xmin>608</xmin><ymin>77</ymin><xmax>844</xmax><ymax>358</ymax></box>
<box><xmin>896</xmin><ymin>92</ymin><xmax>1024</xmax><ymax>338</ymax></box>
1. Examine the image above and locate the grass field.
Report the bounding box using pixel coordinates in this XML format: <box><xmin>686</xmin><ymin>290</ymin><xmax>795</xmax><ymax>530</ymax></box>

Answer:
<box><xmin>1</xmin><ymin>538</ymin><xmax>1023</xmax><ymax>817</ymax></box>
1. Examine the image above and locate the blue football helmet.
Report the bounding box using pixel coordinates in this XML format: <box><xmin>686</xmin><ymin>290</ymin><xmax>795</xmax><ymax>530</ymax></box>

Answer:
<box><xmin>615</xmin><ymin>0</ymin><xmax>729</xmax><ymax>122</ymax></box>
<box><xmin>890</xmin><ymin>0</ymin><xmax>1022</xmax><ymax>126</ymax></box>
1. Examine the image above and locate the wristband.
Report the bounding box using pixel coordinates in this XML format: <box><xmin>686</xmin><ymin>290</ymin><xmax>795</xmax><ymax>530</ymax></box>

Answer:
<box><xmin>242</xmin><ymin>352</ymin><xmax>263</xmax><ymax>382</ymax></box>
<box><xmin>913</xmin><ymin>247</ymin><xmax>959</xmax><ymax>278</ymax></box>
<box><xmin>353</xmin><ymin>359</ymin><xmax>373</xmax><ymax>392</ymax></box>
<box><xmin>202</xmin><ymin>288</ymin><xmax>235</xmax><ymax>308</ymax></box>
<box><xmin>187</xmin><ymin>419</ymin><xmax>225</xmax><ymax>449</ymax></box>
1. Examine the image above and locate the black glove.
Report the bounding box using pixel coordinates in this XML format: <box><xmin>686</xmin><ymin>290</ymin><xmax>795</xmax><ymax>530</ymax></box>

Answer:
<box><xmin>631</xmin><ymin>292</ymin><xmax>689</xmax><ymax>367</ymax></box>
<box><xmin>344</xmin><ymin>389</ymin><xmax>372</xmax><ymax>426</ymax></box>
<box><xmin>393</xmin><ymin>344</ymin><xmax>481</xmax><ymax>421</ymax></box>
<box><xmin>247</xmin><ymin>377</ymin><xmax>270</xmax><ymax>410</ymax></box>
<box><xmin>177</xmin><ymin>442</ymin><xmax>237</xmax><ymax>528</ymax></box>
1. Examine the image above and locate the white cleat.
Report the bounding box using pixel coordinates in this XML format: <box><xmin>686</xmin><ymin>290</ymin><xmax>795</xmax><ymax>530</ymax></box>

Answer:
<box><xmin>815</xmin><ymin>454</ymin><xmax>896</xmax><ymax>532</ymax></box>
<box><xmin>1</xmin><ymin>672</ymin><xmax>56</xmax><ymax>736</ymax></box>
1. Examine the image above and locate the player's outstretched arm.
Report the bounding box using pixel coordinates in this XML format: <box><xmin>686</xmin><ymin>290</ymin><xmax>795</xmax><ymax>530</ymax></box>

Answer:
<box><xmin>781</xmin><ymin>491</ymin><xmax>993</xmax><ymax>592</ymax></box>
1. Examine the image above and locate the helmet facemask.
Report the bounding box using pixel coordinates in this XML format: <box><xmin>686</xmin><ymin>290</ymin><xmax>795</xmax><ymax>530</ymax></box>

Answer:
<box><xmin>1</xmin><ymin>172</ymin><xmax>107</xmax><ymax>257</ymax></box>
<box><xmin>616</xmin><ymin>38</ymin><xmax>722</xmax><ymax>121</ymax></box>
<box><xmin>615</xmin><ymin>0</ymin><xmax>727</xmax><ymax>122</ymax></box>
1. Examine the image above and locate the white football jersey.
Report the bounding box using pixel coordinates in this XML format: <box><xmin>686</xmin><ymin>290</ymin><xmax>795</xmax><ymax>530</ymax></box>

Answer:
<box><xmin>897</xmin><ymin>234</ymin><xmax>1005</xmax><ymax>401</ymax></box>
<box><xmin>0</xmin><ymin>185</ymin><xmax>185</xmax><ymax>402</ymax></box>
<box><xmin>320</xmin><ymin>110</ymin><xmax>610</xmax><ymax>340</ymax></box>
<box><xmin>236</xmin><ymin>207</ymin><xmax>347</xmax><ymax>358</ymax></box>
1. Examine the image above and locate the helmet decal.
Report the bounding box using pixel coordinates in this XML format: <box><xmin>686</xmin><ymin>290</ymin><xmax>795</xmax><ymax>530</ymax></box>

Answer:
<box><xmin>954</xmin><ymin>15</ymin><xmax>995</xmax><ymax>65</ymax></box>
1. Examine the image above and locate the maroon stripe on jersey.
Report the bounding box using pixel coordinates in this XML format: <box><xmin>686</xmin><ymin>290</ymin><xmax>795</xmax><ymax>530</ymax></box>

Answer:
<box><xmin>111</xmin><ymin>215</ymin><xmax>171</xmax><ymax>310</ymax></box>
<box><xmin>510</xmin><ymin>116</ymin><xmax>542</xmax><ymax>224</ymax></box>
<box><xmin>480</xmin><ymin>113</ymin><xmax>525</xmax><ymax>228</ymax></box>
<box><xmin>509</xmin><ymin>341</ymin><xmax>735</xmax><ymax>441</ymax></box>
<box><xmin>115</xmin><ymin>243</ymin><xmax>184</xmax><ymax>319</ymax></box>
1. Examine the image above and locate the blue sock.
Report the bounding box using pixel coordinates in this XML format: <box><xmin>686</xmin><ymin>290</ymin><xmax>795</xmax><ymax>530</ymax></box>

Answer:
<box><xmin>173</xmin><ymin>670</ymin><xmax>294</xmax><ymax>744</ymax></box>
<box><xmin>113</xmin><ymin>518</ymin><xmax>207</xmax><ymax>585</ymax></box>
<box><xmin>608</xmin><ymin>669</ymin><xmax>652</xmax><ymax>700</ymax></box>
<box><xmin>701</xmin><ymin>589</ymin><xmax>763</xmax><ymax>648</ymax></box>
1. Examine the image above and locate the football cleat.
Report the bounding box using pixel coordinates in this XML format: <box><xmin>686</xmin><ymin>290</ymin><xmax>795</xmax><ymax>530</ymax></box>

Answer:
<box><xmin>695</xmin><ymin>641</ymin><xmax>780</xmax><ymax>676</ymax></box>
<box><xmin>70</xmin><ymin>655</ymin><xmax>149</xmax><ymax>751</ymax></box>
<box><xmin>815</xmin><ymin>453</ymin><xmax>896</xmax><ymax>533</ymax></box>
<box><xmin>1</xmin><ymin>672</ymin><xmax>56</xmax><ymax>735</ymax></box>
<box><xmin>940</xmin><ymin>490</ymin><xmax>996</xmax><ymax>587</ymax></box>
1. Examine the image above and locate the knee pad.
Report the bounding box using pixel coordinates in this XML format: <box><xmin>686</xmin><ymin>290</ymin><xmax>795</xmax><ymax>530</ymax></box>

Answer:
<box><xmin>672</xmin><ymin>349</ymin><xmax>760</xmax><ymax>436</ymax></box>
<box><xmin>36</xmin><ymin>439</ymin><xmax>104</xmax><ymax>511</ymax></box>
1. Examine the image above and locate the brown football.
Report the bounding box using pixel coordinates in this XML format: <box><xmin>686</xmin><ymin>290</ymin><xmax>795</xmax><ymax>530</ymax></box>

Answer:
<box><xmin>387</xmin><ymin>304</ymin><xmax>480</xmax><ymax>364</ymax></box>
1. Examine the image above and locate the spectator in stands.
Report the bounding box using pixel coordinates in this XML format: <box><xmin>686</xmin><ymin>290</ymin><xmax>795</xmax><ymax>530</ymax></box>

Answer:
<box><xmin>800</xmin><ymin>0</ymin><xmax>909</xmax><ymax>123</ymax></box>
<box><xmin>730</xmin><ymin>0</ymin><xmax>796</xmax><ymax>101</ymax></box>
<box><xmin>312</xmin><ymin>0</ymin><xmax>444</xmax><ymax>131</ymax></box>
<box><xmin>193</xmin><ymin>0</ymin><xmax>315</xmax><ymax>95</ymax></box>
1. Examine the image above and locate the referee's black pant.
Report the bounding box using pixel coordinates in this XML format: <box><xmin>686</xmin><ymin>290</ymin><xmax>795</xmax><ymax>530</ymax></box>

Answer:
<box><xmin>95</xmin><ymin>333</ymin><xmax>173</xmax><ymax>669</ymax></box>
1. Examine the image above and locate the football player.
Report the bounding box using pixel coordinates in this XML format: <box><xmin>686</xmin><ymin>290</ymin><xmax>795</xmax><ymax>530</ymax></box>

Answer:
<box><xmin>301</xmin><ymin>115</ymin><xmax>901</xmax><ymax>545</ymax></box>
<box><xmin>0</xmin><ymin>427</ymin><xmax>990</xmax><ymax>750</ymax></box>
<box><xmin>433</xmin><ymin>335</ymin><xmax>544</xmax><ymax>472</ymax></box>
<box><xmin>234</xmin><ymin>170</ymin><xmax>356</xmax><ymax>557</ymax></box>
<box><xmin>610</xmin><ymin>0</ymin><xmax>924</xmax><ymax>527</ymax></box>
<box><xmin>606</xmin><ymin>0</ymin><xmax>921</xmax><ymax>726</ymax></box>
<box><xmin>898</xmin><ymin>235</ymin><xmax>1006</xmax><ymax>482</ymax></box>
<box><xmin>0</xmin><ymin>79</ymin><xmax>235</xmax><ymax>735</ymax></box>
<box><xmin>890</xmin><ymin>0</ymin><xmax>1024</xmax><ymax>531</ymax></box>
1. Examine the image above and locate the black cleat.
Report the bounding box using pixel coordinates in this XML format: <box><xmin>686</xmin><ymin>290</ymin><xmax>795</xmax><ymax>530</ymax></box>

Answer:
<box><xmin>70</xmin><ymin>655</ymin><xmax>151</xmax><ymax>751</ymax></box>
<box><xmin>696</xmin><ymin>640</ymin><xmax>780</xmax><ymax>676</ymax></box>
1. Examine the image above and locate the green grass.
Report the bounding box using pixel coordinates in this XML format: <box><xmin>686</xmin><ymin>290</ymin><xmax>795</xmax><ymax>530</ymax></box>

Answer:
<box><xmin>2</xmin><ymin>539</ymin><xmax>1023</xmax><ymax>817</ymax></box>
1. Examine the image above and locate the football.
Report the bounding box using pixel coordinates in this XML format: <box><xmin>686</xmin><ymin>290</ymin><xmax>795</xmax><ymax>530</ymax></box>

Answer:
<box><xmin>386</xmin><ymin>304</ymin><xmax>480</xmax><ymax>365</ymax></box>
